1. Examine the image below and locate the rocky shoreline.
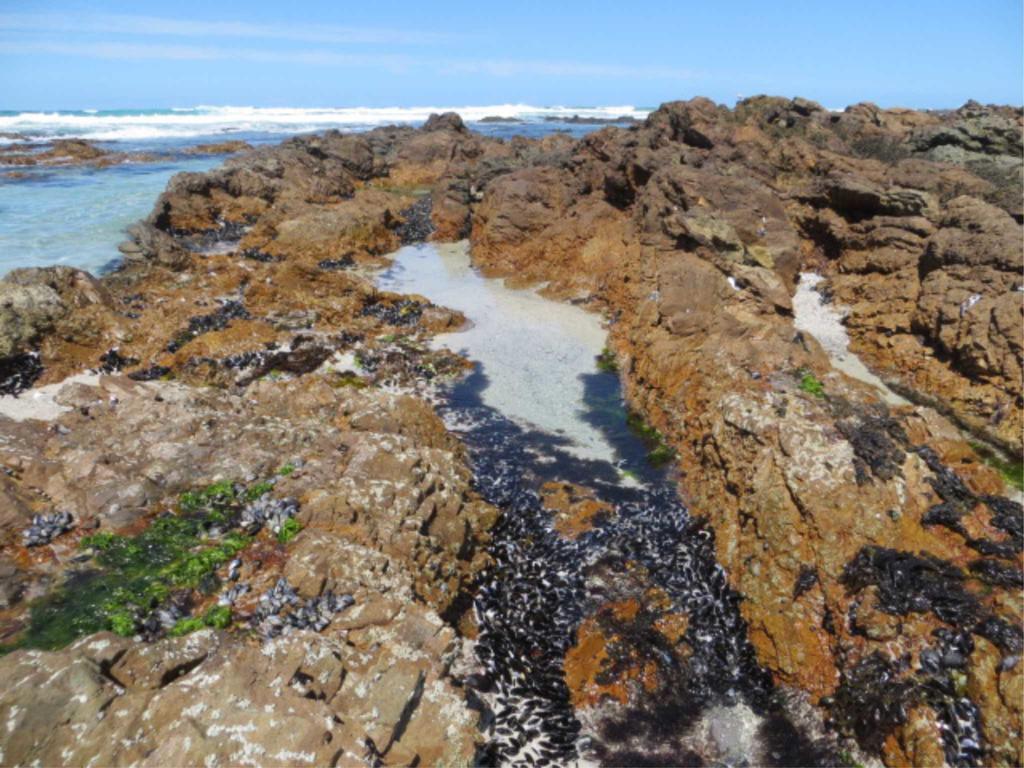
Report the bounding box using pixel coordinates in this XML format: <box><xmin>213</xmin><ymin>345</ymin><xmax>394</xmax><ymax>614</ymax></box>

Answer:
<box><xmin>0</xmin><ymin>137</ymin><xmax>253</xmax><ymax>178</ymax></box>
<box><xmin>0</xmin><ymin>99</ymin><xmax>1021</xmax><ymax>766</ymax></box>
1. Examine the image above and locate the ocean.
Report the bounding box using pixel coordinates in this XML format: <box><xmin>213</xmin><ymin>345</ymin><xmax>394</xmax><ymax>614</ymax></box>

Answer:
<box><xmin>0</xmin><ymin>105</ymin><xmax>649</xmax><ymax>277</ymax></box>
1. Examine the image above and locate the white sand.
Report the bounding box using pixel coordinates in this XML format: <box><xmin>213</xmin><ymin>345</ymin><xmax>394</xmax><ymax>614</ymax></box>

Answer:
<box><xmin>0</xmin><ymin>372</ymin><xmax>100</xmax><ymax>421</ymax></box>
<box><xmin>378</xmin><ymin>242</ymin><xmax>616</xmax><ymax>463</ymax></box>
<box><xmin>792</xmin><ymin>273</ymin><xmax>908</xmax><ymax>407</ymax></box>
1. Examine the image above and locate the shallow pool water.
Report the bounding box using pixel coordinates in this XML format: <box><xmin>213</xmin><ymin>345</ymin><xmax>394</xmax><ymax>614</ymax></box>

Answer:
<box><xmin>379</xmin><ymin>242</ymin><xmax>622</xmax><ymax>466</ymax></box>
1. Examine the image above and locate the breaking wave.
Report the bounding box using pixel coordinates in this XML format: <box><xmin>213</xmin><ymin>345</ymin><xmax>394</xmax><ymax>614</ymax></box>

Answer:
<box><xmin>0</xmin><ymin>104</ymin><xmax>649</xmax><ymax>143</ymax></box>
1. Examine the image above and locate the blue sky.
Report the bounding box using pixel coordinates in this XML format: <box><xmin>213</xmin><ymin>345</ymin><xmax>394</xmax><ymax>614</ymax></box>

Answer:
<box><xmin>1</xmin><ymin>0</ymin><xmax>1021</xmax><ymax>110</ymax></box>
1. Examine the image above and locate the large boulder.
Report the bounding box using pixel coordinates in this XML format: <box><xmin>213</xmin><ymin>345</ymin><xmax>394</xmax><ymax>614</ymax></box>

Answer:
<box><xmin>915</xmin><ymin>196</ymin><xmax>1023</xmax><ymax>393</ymax></box>
<box><xmin>0</xmin><ymin>279</ymin><xmax>64</xmax><ymax>358</ymax></box>
<box><xmin>0</xmin><ymin>372</ymin><xmax>495</xmax><ymax>766</ymax></box>
<box><xmin>423</xmin><ymin>111</ymin><xmax>468</xmax><ymax>133</ymax></box>
<box><xmin>121</xmin><ymin>222</ymin><xmax>191</xmax><ymax>269</ymax></box>
<box><xmin>5</xmin><ymin>265</ymin><xmax>111</xmax><ymax>309</ymax></box>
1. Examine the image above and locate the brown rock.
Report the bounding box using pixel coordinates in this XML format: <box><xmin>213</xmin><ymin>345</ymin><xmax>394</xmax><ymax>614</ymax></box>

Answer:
<box><xmin>967</xmin><ymin>637</ymin><xmax>1024</xmax><ymax>767</ymax></box>
<box><xmin>0</xmin><ymin>280</ymin><xmax>64</xmax><ymax>358</ymax></box>
<box><xmin>540</xmin><ymin>481</ymin><xmax>613</xmax><ymax>539</ymax></box>
<box><xmin>7</xmin><ymin>100</ymin><xmax>1021</xmax><ymax>767</ymax></box>
<box><xmin>182</xmin><ymin>140</ymin><xmax>253</xmax><ymax>155</ymax></box>
<box><xmin>458</xmin><ymin>97</ymin><xmax>1022</xmax><ymax>763</ymax></box>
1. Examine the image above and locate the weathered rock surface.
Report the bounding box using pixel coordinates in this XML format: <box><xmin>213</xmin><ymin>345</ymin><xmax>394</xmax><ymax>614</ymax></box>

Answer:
<box><xmin>182</xmin><ymin>140</ymin><xmax>254</xmax><ymax>155</ymax></box>
<box><xmin>0</xmin><ymin>281</ymin><xmax>64</xmax><ymax>358</ymax></box>
<box><xmin>0</xmin><ymin>138</ymin><xmax>158</xmax><ymax>168</ymax></box>
<box><xmin>462</xmin><ymin>98</ymin><xmax>1023</xmax><ymax>765</ymax></box>
<box><xmin>0</xmin><ymin>620</ymin><xmax>476</xmax><ymax>767</ymax></box>
<box><xmin>0</xmin><ymin>190</ymin><xmax>496</xmax><ymax>764</ymax></box>
<box><xmin>2</xmin><ymin>102</ymin><xmax>1021</xmax><ymax>766</ymax></box>
<box><xmin>0</xmin><ymin>375</ymin><xmax>495</xmax><ymax>766</ymax></box>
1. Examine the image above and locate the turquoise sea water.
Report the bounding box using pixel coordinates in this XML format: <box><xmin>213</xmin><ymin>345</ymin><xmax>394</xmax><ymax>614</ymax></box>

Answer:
<box><xmin>0</xmin><ymin>105</ymin><xmax>645</xmax><ymax>277</ymax></box>
<box><xmin>0</xmin><ymin>158</ymin><xmax>220</xmax><ymax>275</ymax></box>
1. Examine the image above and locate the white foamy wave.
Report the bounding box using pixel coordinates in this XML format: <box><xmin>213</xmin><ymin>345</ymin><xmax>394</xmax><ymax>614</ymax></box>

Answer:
<box><xmin>0</xmin><ymin>104</ymin><xmax>649</xmax><ymax>143</ymax></box>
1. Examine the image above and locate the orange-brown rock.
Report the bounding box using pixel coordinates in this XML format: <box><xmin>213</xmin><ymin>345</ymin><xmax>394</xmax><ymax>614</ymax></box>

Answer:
<box><xmin>565</xmin><ymin>613</ymin><xmax>624</xmax><ymax>707</ymax></box>
<box><xmin>182</xmin><ymin>140</ymin><xmax>253</xmax><ymax>155</ymax></box>
<box><xmin>461</xmin><ymin>98</ymin><xmax>1022</xmax><ymax>764</ymax></box>
<box><xmin>0</xmin><ymin>373</ymin><xmax>496</xmax><ymax>766</ymax></box>
<box><xmin>564</xmin><ymin>595</ymin><xmax>693</xmax><ymax>710</ymax></box>
<box><xmin>0</xmin><ymin>139</ymin><xmax>157</xmax><ymax>168</ymax></box>
<box><xmin>881</xmin><ymin>706</ymin><xmax>949</xmax><ymax>767</ymax></box>
<box><xmin>2</xmin><ymin>101</ymin><xmax>1021</xmax><ymax>766</ymax></box>
<box><xmin>967</xmin><ymin>637</ymin><xmax>1024</xmax><ymax>767</ymax></box>
<box><xmin>540</xmin><ymin>481</ymin><xmax>613</xmax><ymax>538</ymax></box>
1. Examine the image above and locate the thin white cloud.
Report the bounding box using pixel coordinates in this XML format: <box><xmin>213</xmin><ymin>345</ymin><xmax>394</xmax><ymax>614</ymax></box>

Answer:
<box><xmin>437</xmin><ymin>59</ymin><xmax>700</xmax><ymax>80</ymax></box>
<box><xmin>0</xmin><ymin>12</ymin><xmax>450</xmax><ymax>46</ymax></box>
<box><xmin>0</xmin><ymin>41</ymin><xmax>222</xmax><ymax>61</ymax></box>
<box><xmin>0</xmin><ymin>39</ymin><xmax>697</xmax><ymax>80</ymax></box>
<box><xmin>0</xmin><ymin>41</ymin><xmax>416</xmax><ymax>72</ymax></box>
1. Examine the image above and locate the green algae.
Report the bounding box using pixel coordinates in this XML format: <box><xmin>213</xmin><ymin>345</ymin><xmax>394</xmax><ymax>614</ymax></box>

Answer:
<box><xmin>168</xmin><ymin>616</ymin><xmax>205</xmax><ymax>637</ymax></box>
<box><xmin>170</xmin><ymin>605</ymin><xmax>232</xmax><ymax>637</ymax></box>
<box><xmin>178</xmin><ymin>479</ymin><xmax>236</xmax><ymax>514</ymax></box>
<box><xmin>968</xmin><ymin>440</ymin><xmax>1024</xmax><ymax>492</ymax></box>
<box><xmin>646</xmin><ymin>444</ymin><xmax>677</xmax><ymax>468</ymax></box>
<box><xmin>626</xmin><ymin>411</ymin><xmax>659</xmax><ymax>443</ymax></box>
<box><xmin>277</xmin><ymin>517</ymin><xmax>301</xmax><ymax>544</ymax></box>
<box><xmin>110</xmin><ymin>611</ymin><xmax>137</xmax><ymax>637</ymax></box>
<box><xmin>202</xmin><ymin>604</ymin><xmax>233</xmax><ymax>629</ymax></box>
<box><xmin>159</xmin><ymin>533</ymin><xmax>250</xmax><ymax>588</ymax></box>
<box><xmin>244</xmin><ymin>482</ymin><xmax>274</xmax><ymax>502</ymax></box>
<box><xmin>798</xmin><ymin>370</ymin><xmax>826</xmax><ymax>398</ymax></box>
<box><xmin>373</xmin><ymin>183</ymin><xmax>432</xmax><ymax>197</ymax></box>
<box><xmin>626</xmin><ymin>411</ymin><xmax>677</xmax><ymax>468</ymax></box>
<box><xmin>596</xmin><ymin>347</ymin><xmax>619</xmax><ymax>374</ymax></box>
<box><xmin>4</xmin><ymin>480</ymin><xmax>266</xmax><ymax>652</ymax></box>
<box><xmin>278</xmin><ymin>463</ymin><xmax>295</xmax><ymax>476</ymax></box>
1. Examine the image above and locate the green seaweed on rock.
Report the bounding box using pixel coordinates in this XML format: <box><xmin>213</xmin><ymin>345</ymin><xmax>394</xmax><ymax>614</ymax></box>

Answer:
<box><xmin>2</xmin><ymin>479</ymin><xmax>267</xmax><ymax>652</ymax></box>
<box><xmin>159</xmin><ymin>533</ymin><xmax>250</xmax><ymax>588</ymax></box>
<box><xmin>626</xmin><ymin>411</ymin><xmax>677</xmax><ymax>468</ymax></box>
<box><xmin>798</xmin><ymin>370</ymin><xmax>826</xmax><ymax>398</ymax></box>
<box><xmin>170</xmin><ymin>605</ymin><xmax>233</xmax><ymax>637</ymax></box>
<box><xmin>596</xmin><ymin>347</ymin><xmax>619</xmax><ymax>373</ymax></box>
<box><xmin>646</xmin><ymin>444</ymin><xmax>677</xmax><ymax>468</ymax></box>
<box><xmin>244</xmin><ymin>481</ymin><xmax>274</xmax><ymax>502</ymax></box>
<box><xmin>202</xmin><ymin>604</ymin><xmax>233</xmax><ymax>629</ymax></box>
<box><xmin>277</xmin><ymin>517</ymin><xmax>301</xmax><ymax>544</ymax></box>
<box><xmin>168</xmin><ymin>616</ymin><xmax>205</xmax><ymax>637</ymax></box>
<box><xmin>968</xmin><ymin>440</ymin><xmax>1024</xmax><ymax>492</ymax></box>
<box><xmin>178</xmin><ymin>479</ymin><xmax>237</xmax><ymax>513</ymax></box>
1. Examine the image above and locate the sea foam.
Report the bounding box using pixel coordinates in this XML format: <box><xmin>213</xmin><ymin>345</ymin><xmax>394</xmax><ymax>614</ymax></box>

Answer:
<box><xmin>0</xmin><ymin>104</ymin><xmax>649</xmax><ymax>143</ymax></box>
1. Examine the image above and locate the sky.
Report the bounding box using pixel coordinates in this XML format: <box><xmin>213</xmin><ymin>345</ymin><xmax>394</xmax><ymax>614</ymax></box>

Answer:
<box><xmin>0</xmin><ymin>0</ymin><xmax>1021</xmax><ymax>110</ymax></box>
